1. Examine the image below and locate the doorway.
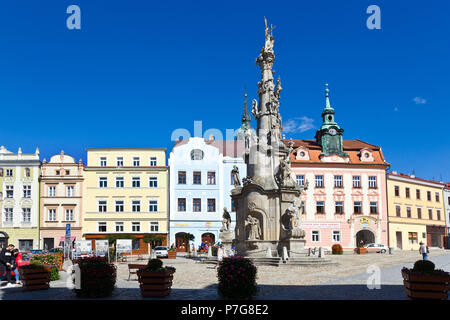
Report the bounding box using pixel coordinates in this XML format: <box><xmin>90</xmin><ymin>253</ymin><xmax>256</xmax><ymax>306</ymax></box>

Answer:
<box><xmin>43</xmin><ymin>238</ymin><xmax>54</xmax><ymax>251</ymax></box>
<box><xmin>356</xmin><ymin>229</ymin><xmax>375</xmax><ymax>247</ymax></box>
<box><xmin>201</xmin><ymin>233</ymin><xmax>215</xmax><ymax>247</ymax></box>
<box><xmin>175</xmin><ymin>232</ymin><xmax>187</xmax><ymax>252</ymax></box>
<box><xmin>396</xmin><ymin>231</ymin><xmax>403</xmax><ymax>249</ymax></box>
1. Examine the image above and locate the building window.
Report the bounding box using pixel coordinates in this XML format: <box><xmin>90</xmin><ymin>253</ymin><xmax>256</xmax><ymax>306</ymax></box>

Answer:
<box><xmin>352</xmin><ymin>176</ymin><xmax>361</xmax><ymax>188</ymax></box>
<box><xmin>312</xmin><ymin>230</ymin><xmax>320</xmax><ymax>242</ymax></box>
<box><xmin>354</xmin><ymin>201</ymin><xmax>362</xmax><ymax>214</ymax></box>
<box><xmin>116</xmin><ymin>157</ymin><xmax>123</xmax><ymax>167</ymax></box>
<box><xmin>368</xmin><ymin>176</ymin><xmax>377</xmax><ymax>189</ymax></box>
<box><xmin>115</xmin><ymin>201</ymin><xmax>124</xmax><ymax>212</ymax></box>
<box><xmin>149</xmin><ymin>200</ymin><xmax>158</xmax><ymax>212</ymax></box>
<box><xmin>149</xmin><ymin>157</ymin><xmax>157</xmax><ymax>166</ymax></box>
<box><xmin>99</xmin><ymin>177</ymin><xmax>107</xmax><ymax>188</ymax></box>
<box><xmin>335</xmin><ymin>201</ymin><xmax>344</xmax><ymax>214</ymax></box>
<box><xmin>98</xmin><ymin>201</ymin><xmax>107</xmax><ymax>212</ymax></box>
<box><xmin>396</xmin><ymin>205</ymin><xmax>401</xmax><ymax>217</ymax></box>
<box><xmin>332</xmin><ymin>230</ymin><xmax>341</xmax><ymax>242</ymax></box>
<box><xmin>427</xmin><ymin>191</ymin><xmax>431</xmax><ymax>201</ymax></box>
<box><xmin>406</xmin><ymin>207</ymin><xmax>411</xmax><ymax>218</ymax></box>
<box><xmin>67</xmin><ymin>185</ymin><xmax>74</xmax><ymax>197</ymax></box>
<box><xmin>4</xmin><ymin>208</ymin><xmax>13</xmax><ymax>222</ymax></box>
<box><xmin>133</xmin><ymin>157</ymin><xmax>140</xmax><ymax>166</ymax></box>
<box><xmin>6</xmin><ymin>169</ymin><xmax>13</xmax><ymax>177</ymax></box>
<box><xmin>25</xmin><ymin>168</ymin><xmax>31</xmax><ymax>177</ymax></box>
<box><xmin>316</xmin><ymin>201</ymin><xmax>325</xmax><ymax>214</ymax></box>
<box><xmin>132</xmin><ymin>201</ymin><xmax>141</xmax><ymax>212</ymax></box>
<box><xmin>65</xmin><ymin>170</ymin><xmax>70</xmax><ymax>175</ymax></box>
<box><xmin>315</xmin><ymin>175</ymin><xmax>324</xmax><ymax>188</ymax></box>
<box><xmin>115</xmin><ymin>222</ymin><xmax>124</xmax><ymax>232</ymax></box>
<box><xmin>296</xmin><ymin>175</ymin><xmax>304</xmax><ymax>186</ymax></box>
<box><xmin>394</xmin><ymin>186</ymin><xmax>400</xmax><ymax>197</ymax></box>
<box><xmin>408</xmin><ymin>232</ymin><xmax>418</xmax><ymax>244</ymax></box>
<box><xmin>98</xmin><ymin>222</ymin><xmax>107</xmax><ymax>233</ymax></box>
<box><xmin>149</xmin><ymin>177</ymin><xmax>158</xmax><ymax>188</ymax></box>
<box><xmin>22</xmin><ymin>208</ymin><xmax>31</xmax><ymax>222</ymax></box>
<box><xmin>100</xmin><ymin>157</ymin><xmax>107</xmax><ymax>166</ymax></box>
<box><xmin>417</xmin><ymin>207</ymin><xmax>422</xmax><ymax>219</ymax></box>
<box><xmin>416</xmin><ymin>189</ymin><xmax>421</xmax><ymax>200</ymax></box>
<box><xmin>23</xmin><ymin>185</ymin><xmax>31</xmax><ymax>198</ymax></box>
<box><xmin>370</xmin><ymin>202</ymin><xmax>378</xmax><ymax>214</ymax></box>
<box><xmin>48</xmin><ymin>209</ymin><xmax>56</xmax><ymax>221</ymax></box>
<box><xmin>115</xmin><ymin>177</ymin><xmax>124</xmax><ymax>188</ymax></box>
<box><xmin>193</xmin><ymin>198</ymin><xmax>201</xmax><ymax>212</ymax></box>
<box><xmin>193</xmin><ymin>171</ymin><xmax>201</xmax><ymax>185</ymax></box>
<box><xmin>178</xmin><ymin>171</ymin><xmax>186</xmax><ymax>184</ymax></box>
<box><xmin>132</xmin><ymin>239</ymin><xmax>140</xmax><ymax>250</ymax></box>
<box><xmin>56</xmin><ymin>170</ymin><xmax>60</xmax><ymax>175</ymax></box>
<box><xmin>428</xmin><ymin>209</ymin><xmax>433</xmax><ymax>220</ymax></box>
<box><xmin>132</xmin><ymin>177</ymin><xmax>140</xmax><ymax>188</ymax></box>
<box><xmin>435</xmin><ymin>192</ymin><xmax>440</xmax><ymax>202</ymax></box>
<box><xmin>65</xmin><ymin>209</ymin><xmax>74</xmax><ymax>221</ymax></box>
<box><xmin>190</xmin><ymin>149</ymin><xmax>204</xmax><ymax>160</ymax></box>
<box><xmin>334</xmin><ymin>175</ymin><xmax>343</xmax><ymax>188</ymax></box>
<box><xmin>48</xmin><ymin>186</ymin><xmax>56</xmax><ymax>197</ymax></box>
<box><xmin>150</xmin><ymin>222</ymin><xmax>159</xmax><ymax>232</ymax></box>
<box><xmin>207</xmin><ymin>171</ymin><xmax>216</xmax><ymax>185</ymax></box>
<box><xmin>132</xmin><ymin>222</ymin><xmax>140</xmax><ymax>232</ymax></box>
<box><xmin>178</xmin><ymin>198</ymin><xmax>186</xmax><ymax>212</ymax></box>
<box><xmin>437</xmin><ymin>210</ymin><xmax>441</xmax><ymax>221</ymax></box>
<box><xmin>405</xmin><ymin>188</ymin><xmax>410</xmax><ymax>198</ymax></box>
<box><xmin>207</xmin><ymin>199</ymin><xmax>216</xmax><ymax>212</ymax></box>
<box><xmin>6</xmin><ymin>186</ymin><xmax>13</xmax><ymax>198</ymax></box>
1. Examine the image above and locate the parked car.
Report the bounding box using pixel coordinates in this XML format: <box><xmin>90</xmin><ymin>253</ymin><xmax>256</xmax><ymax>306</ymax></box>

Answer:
<box><xmin>364</xmin><ymin>243</ymin><xmax>388</xmax><ymax>253</ymax></box>
<box><xmin>154</xmin><ymin>246</ymin><xmax>168</xmax><ymax>258</ymax></box>
<box><xmin>48</xmin><ymin>247</ymin><xmax>64</xmax><ymax>254</ymax></box>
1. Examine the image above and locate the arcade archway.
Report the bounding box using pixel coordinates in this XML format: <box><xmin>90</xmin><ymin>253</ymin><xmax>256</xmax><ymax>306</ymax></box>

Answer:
<box><xmin>356</xmin><ymin>229</ymin><xmax>375</xmax><ymax>247</ymax></box>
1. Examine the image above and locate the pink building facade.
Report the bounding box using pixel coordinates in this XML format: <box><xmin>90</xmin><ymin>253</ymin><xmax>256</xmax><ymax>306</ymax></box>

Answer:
<box><xmin>286</xmin><ymin>86</ymin><xmax>389</xmax><ymax>250</ymax></box>
<box><xmin>39</xmin><ymin>151</ymin><xmax>84</xmax><ymax>250</ymax></box>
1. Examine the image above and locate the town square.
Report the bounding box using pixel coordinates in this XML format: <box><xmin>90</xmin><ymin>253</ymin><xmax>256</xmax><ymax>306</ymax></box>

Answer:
<box><xmin>0</xmin><ymin>0</ymin><xmax>449</xmax><ymax>309</ymax></box>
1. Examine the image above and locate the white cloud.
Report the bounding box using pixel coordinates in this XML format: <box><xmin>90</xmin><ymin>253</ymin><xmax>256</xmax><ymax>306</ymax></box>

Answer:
<box><xmin>283</xmin><ymin>116</ymin><xmax>315</xmax><ymax>134</ymax></box>
<box><xmin>413</xmin><ymin>97</ymin><xmax>426</xmax><ymax>104</ymax></box>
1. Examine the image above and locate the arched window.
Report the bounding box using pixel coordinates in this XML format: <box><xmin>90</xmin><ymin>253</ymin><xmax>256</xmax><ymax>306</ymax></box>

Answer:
<box><xmin>25</xmin><ymin>168</ymin><xmax>31</xmax><ymax>177</ymax></box>
<box><xmin>190</xmin><ymin>149</ymin><xmax>204</xmax><ymax>160</ymax></box>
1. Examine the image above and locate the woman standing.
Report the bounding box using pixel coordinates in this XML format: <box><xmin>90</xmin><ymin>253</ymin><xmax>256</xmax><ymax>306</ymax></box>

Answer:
<box><xmin>10</xmin><ymin>249</ymin><xmax>20</xmax><ymax>285</ymax></box>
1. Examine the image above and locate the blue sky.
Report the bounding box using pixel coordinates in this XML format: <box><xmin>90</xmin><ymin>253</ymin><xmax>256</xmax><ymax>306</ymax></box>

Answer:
<box><xmin>0</xmin><ymin>0</ymin><xmax>449</xmax><ymax>181</ymax></box>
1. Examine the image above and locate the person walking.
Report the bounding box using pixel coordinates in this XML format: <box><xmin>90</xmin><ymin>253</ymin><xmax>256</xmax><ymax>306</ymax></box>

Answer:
<box><xmin>0</xmin><ymin>244</ymin><xmax>15</xmax><ymax>287</ymax></box>
<box><xmin>419</xmin><ymin>242</ymin><xmax>429</xmax><ymax>260</ymax></box>
<box><xmin>10</xmin><ymin>249</ymin><xmax>20</xmax><ymax>285</ymax></box>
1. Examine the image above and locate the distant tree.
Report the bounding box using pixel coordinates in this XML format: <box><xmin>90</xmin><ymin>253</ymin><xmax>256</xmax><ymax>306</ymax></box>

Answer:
<box><xmin>183</xmin><ymin>233</ymin><xmax>195</xmax><ymax>253</ymax></box>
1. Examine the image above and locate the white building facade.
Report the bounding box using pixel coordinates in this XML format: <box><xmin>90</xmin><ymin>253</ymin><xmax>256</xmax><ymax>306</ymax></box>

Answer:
<box><xmin>168</xmin><ymin>137</ymin><xmax>246</xmax><ymax>250</ymax></box>
<box><xmin>0</xmin><ymin>146</ymin><xmax>41</xmax><ymax>250</ymax></box>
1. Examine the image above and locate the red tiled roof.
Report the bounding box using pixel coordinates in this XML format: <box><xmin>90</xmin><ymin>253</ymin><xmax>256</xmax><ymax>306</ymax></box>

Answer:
<box><xmin>388</xmin><ymin>172</ymin><xmax>447</xmax><ymax>187</ymax></box>
<box><xmin>285</xmin><ymin>139</ymin><xmax>388</xmax><ymax>166</ymax></box>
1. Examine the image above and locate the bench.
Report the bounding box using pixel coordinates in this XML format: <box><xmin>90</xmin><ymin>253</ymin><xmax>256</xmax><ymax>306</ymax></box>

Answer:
<box><xmin>127</xmin><ymin>264</ymin><xmax>146</xmax><ymax>281</ymax></box>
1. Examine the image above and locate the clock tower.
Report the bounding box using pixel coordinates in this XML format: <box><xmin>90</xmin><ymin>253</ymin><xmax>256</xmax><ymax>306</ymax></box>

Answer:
<box><xmin>315</xmin><ymin>84</ymin><xmax>348</xmax><ymax>157</ymax></box>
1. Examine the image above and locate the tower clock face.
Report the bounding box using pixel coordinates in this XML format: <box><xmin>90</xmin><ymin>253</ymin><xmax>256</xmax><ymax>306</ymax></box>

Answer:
<box><xmin>328</xmin><ymin>128</ymin><xmax>337</xmax><ymax>136</ymax></box>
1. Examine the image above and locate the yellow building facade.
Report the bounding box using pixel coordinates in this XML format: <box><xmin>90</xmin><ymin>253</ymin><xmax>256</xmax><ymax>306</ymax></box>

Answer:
<box><xmin>82</xmin><ymin>148</ymin><xmax>168</xmax><ymax>254</ymax></box>
<box><xmin>387</xmin><ymin>173</ymin><xmax>446</xmax><ymax>250</ymax></box>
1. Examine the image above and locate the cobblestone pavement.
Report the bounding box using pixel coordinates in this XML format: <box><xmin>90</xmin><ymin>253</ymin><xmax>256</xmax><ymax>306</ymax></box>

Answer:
<box><xmin>1</xmin><ymin>249</ymin><xmax>448</xmax><ymax>300</ymax></box>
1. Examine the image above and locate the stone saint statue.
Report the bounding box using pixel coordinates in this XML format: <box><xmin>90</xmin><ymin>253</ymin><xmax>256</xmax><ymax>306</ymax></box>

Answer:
<box><xmin>251</xmin><ymin>99</ymin><xmax>260</xmax><ymax>119</ymax></box>
<box><xmin>231</xmin><ymin>165</ymin><xmax>241</xmax><ymax>187</ymax></box>
<box><xmin>283</xmin><ymin>199</ymin><xmax>305</xmax><ymax>239</ymax></box>
<box><xmin>246</xmin><ymin>215</ymin><xmax>261</xmax><ymax>240</ymax></box>
<box><xmin>221</xmin><ymin>208</ymin><xmax>231</xmax><ymax>232</ymax></box>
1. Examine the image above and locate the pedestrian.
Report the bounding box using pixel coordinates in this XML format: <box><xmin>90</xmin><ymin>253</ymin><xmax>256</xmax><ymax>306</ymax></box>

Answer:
<box><xmin>419</xmin><ymin>241</ymin><xmax>429</xmax><ymax>260</ymax></box>
<box><xmin>0</xmin><ymin>244</ymin><xmax>16</xmax><ymax>287</ymax></box>
<box><xmin>359</xmin><ymin>240</ymin><xmax>365</xmax><ymax>247</ymax></box>
<box><xmin>10</xmin><ymin>249</ymin><xmax>20</xmax><ymax>285</ymax></box>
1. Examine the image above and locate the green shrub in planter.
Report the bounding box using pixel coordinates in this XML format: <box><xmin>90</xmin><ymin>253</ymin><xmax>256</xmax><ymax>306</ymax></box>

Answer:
<box><xmin>412</xmin><ymin>260</ymin><xmax>435</xmax><ymax>273</ymax></box>
<box><xmin>30</xmin><ymin>254</ymin><xmax>60</xmax><ymax>281</ymax></box>
<box><xmin>74</xmin><ymin>256</ymin><xmax>117</xmax><ymax>298</ymax></box>
<box><xmin>217</xmin><ymin>256</ymin><xmax>257</xmax><ymax>299</ymax></box>
<box><xmin>331</xmin><ymin>244</ymin><xmax>343</xmax><ymax>255</ymax></box>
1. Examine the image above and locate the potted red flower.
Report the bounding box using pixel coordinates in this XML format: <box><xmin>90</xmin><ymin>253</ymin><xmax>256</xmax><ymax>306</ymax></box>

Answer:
<box><xmin>217</xmin><ymin>256</ymin><xmax>258</xmax><ymax>300</ymax></box>
<box><xmin>402</xmin><ymin>260</ymin><xmax>450</xmax><ymax>300</ymax></box>
<box><xmin>73</xmin><ymin>256</ymin><xmax>117</xmax><ymax>298</ymax></box>
<box><xmin>137</xmin><ymin>259</ymin><xmax>176</xmax><ymax>297</ymax></box>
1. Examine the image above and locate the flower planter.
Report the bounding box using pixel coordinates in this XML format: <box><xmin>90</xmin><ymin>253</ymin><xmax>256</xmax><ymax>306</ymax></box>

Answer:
<box><xmin>168</xmin><ymin>251</ymin><xmax>177</xmax><ymax>259</ymax></box>
<box><xmin>137</xmin><ymin>269</ymin><xmax>175</xmax><ymax>297</ymax></box>
<box><xmin>402</xmin><ymin>270</ymin><xmax>450</xmax><ymax>300</ymax></box>
<box><xmin>19</xmin><ymin>268</ymin><xmax>51</xmax><ymax>291</ymax></box>
<box><xmin>356</xmin><ymin>248</ymin><xmax>367</xmax><ymax>254</ymax></box>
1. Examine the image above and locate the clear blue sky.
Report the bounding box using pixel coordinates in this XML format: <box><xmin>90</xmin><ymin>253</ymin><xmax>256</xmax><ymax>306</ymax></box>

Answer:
<box><xmin>0</xmin><ymin>0</ymin><xmax>449</xmax><ymax>181</ymax></box>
